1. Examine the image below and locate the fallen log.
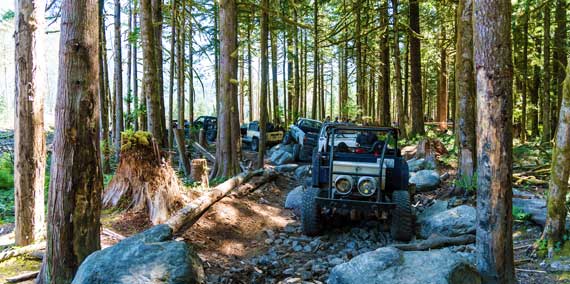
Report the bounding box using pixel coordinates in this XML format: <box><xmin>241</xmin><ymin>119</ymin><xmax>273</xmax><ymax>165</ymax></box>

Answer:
<box><xmin>166</xmin><ymin>169</ymin><xmax>265</xmax><ymax>234</ymax></box>
<box><xmin>390</xmin><ymin>234</ymin><xmax>475</xmax><ymax>251</ymax></box>
<box><xmin>6</xmin><ymin>271</ymin><xmax>39</xmax><ymax>283</ymax></box>
<box><xmin>192</xmin><ymin>142</ymin><xmax>215</xmax><ymax>163</ymax></box>
<box><xmin>0</xmin><ymin>243</ymin><xmax>45</xmax><ymax>263</ymax></box>
<box><xmin>232</xmin><ymin>170</ymin><xmax>277</xmax><ymax>197</ymax></box>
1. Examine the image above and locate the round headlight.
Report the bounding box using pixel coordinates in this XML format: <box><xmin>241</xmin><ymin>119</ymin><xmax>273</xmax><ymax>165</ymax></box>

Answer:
<box><xmin>358</xmin><ymin>177</ymin><xmax>377</xmax><ymax>196</ymax></box>
<box><xmin>334</xmin><ymin>175</ymin><xmax>353</xmax><ymax>195</ymax></box>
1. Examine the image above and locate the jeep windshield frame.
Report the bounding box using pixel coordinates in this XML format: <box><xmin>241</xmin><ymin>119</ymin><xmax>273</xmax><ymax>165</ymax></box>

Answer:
<box><xmin>324</xmin><ymin>125</ymin><xmax>398</xmax><ymax>205</ymax></box>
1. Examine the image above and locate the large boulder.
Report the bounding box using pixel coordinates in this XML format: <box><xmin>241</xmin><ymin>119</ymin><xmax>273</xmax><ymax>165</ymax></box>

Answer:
<box><xmin>409</xmin><ymin>170</ymin><xmax>440</xmax><ymax>191</ymax></box>
<box><xmin>417</xmin><ymin>200</ymin><xmax>449</xmax><ymax>223</ymax></box>
<box><xmin>269</xmin><ymin>144</ymin><xmax>295</xmax><ymax>165</ymax></box>
<box><xmin>294</xmin><ymin>165</ymin><xmax>311</xmax><ymax>180</ymax></box>
<box><xmin>512</xmin><ymin>189</ymin><xmax>547</xmax><ymax>227</ymax></box>
<box><xmin>73</xmin><ymin>225</ymin><xmax>205</xmax><ymax>284</ymax></box>
<box><xmin>419</xmin><ymin>205</ymin><xmax>476</xmax><ymax>239</ymax></box>
<box><xmin>328</xmin><ymin>247</ymin><xmax>480</xmax><ymax>284</ymax></box>
<box><xmin>285</xmin><ymin>186</ymin><xmax>304</xmax><ymax>215</ymax></box>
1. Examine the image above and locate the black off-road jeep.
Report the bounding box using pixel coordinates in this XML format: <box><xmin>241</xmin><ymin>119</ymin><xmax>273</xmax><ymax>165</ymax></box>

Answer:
<box><xmin>301</xmin><ymin>124</ymin><xmax>413</xmax><ymax>241</ymax></box>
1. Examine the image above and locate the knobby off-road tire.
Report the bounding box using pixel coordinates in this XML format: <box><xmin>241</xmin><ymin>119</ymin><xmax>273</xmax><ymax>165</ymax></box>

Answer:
<box><xmin>301</xmin><ymin>187</ymin><xmax>322</xmax><ymax>236</ymax></box>
<box><xmin>390</xmin><ymin>190</ymin><xmax>414</xmax><ymax>241</ymax></box>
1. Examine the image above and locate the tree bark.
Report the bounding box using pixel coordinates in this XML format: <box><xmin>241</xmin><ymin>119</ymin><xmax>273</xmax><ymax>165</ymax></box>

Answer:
<box><xmin>99</xmin><ymin>0</ymin><xmax>111</xmax><ymax>174</ymax></box>
<box><xmin>436</xmin><ymin>25</ymin><xmax>448</xmax><ymax>131</ymax></box>
<box><xmin>473</xmin><ymin>0</ymin><xmax>515</xmax><ymax>283</ymax></box>
<box><xmin>270</xmin><ymin>29</ymin><xmax>280</xmax><ymax>124</ymax></box>
<box><xmin>311</xmin><ymin>0</ymin><xmax>318</xmax><ymax>120</ymax></box>
<box><xmin>543</xmin><ymin>63</ymin><xmax>570</xmax><ymax>255</ymax></box>
<box><xmin>258</xmin><ymin>0</ymin><xmax>269</xmax><ymax>169</ymax></box>
<box><xmin>392</xmin><ymin>0</ymin><xmax>406</xmax><ymax>137</ymax></box>
<box><xmin>141</xmin><ymin>0</ymin><xmax>165</xmax><ymax>146</ymax></box>
<box><xmin>409</xmin><ymin>0</ymin><xmax>424</xmax><ymax>135</ymax></box>
<box><xmin>133</xmin><ymin>2</ymin><xmax>140</xmax><ymax>131</ymax></box>
<box><xmin>14</xmin><ymin>0</ymin><xmax>46</xmax><ymax>246</ymax></box>
<box><xmin>553</xmin><ymin>0</ymin><xmax>567</xmax><ymax>126</ymax></box>
<box><xmin>542</xmin><ymin>3</ymin><xmax>552</xmax><ymax>142</ymax></box>
<box><xmin>168</xmin><ymin>0</ymin><xmax>176</xmax><ymax>150</ymax></box>
<box><xmin>114</xmin><ymin>0</ymin><xmax>124</xmax><ymax>157</ymax></box>
<box><xmin>126</xmin><ymin>1</ymin><xmax>133</xmax><ymax>129</ymax></box>
<box><xmin>42</xmin><ymin>0</ymin><xmax>103</xmax><ymax>282</ymax></box>
<box><xmin>152</xmin><ymin>0</ymin><xmax>167</xmax><ymax>146</ymax></box>
<box><xmin>521</xmin><ymin>0</ymin><xmax>529</xmax><ymax>142</ymax></box>
<box><xmin>455</xmin><ymin>0</ymin><xmax>476</xmax><ymax>183</ymax></box>
<box><xmin>379</xmin><ymin>1</ymin><xmax>390</xmax><ymax>126</ymax></box>
<box><xmin>247</xmin><ymin>21</ymin><xmax>253</xmax><ymax>122</ymax></box>
<box><xmin>177</xmin><ymin>0</ymin><xmax>185</xmax><ymax>133</ymax></box>
<box><xmin>215</xmin><ymin>0</ymin><xmax>241</xmax><ymax>178</ymax></box>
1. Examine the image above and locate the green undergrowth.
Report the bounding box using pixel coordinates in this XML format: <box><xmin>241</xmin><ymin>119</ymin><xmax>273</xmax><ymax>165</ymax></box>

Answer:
<box><xmin>0</xmin><ymin>153</ymin><xmax>14</xmax><ymax>190</ymax></box>
<box><xmin>512</xmin><ymin>205</ymin><xmax>532</xmax><ymax>221</ymax></box>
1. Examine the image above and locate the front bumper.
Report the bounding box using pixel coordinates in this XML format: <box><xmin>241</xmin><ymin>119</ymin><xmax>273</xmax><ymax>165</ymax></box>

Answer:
<box><xmin>315</xmin><ymin>197</ymin><xmax>395</xmax><ymax>210</ymax></box>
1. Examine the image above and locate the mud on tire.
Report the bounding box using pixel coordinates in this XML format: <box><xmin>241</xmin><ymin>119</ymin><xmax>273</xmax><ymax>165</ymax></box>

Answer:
<box><xmin>301</xmin><ymin>187</ymin><xmax>322</xmax><ymax>236</ymax></box>
<box><xmin>390</xmin><ymin>190</ymin><xmax>414</xmax><ymax>241</ymax></box>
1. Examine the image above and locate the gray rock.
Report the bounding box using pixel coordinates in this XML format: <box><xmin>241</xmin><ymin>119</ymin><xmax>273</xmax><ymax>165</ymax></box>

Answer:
<box><xmin>73</xmin><ymin>225</ymin><xmax>205</xmax><ymax>284</ymax></box>
<box><xmin>295</xmin><ymin>165</ymin><xmax>311</xmax><ymax>180</ymax></box>
<box><xmin>276</xmin><ymin>152</ymin><xmax>295</xmax><ymax>165</ymax></box>
<box><xmin>328</xmin><ymin>247</ymin><xmax>480</xmax><ymax>284</ymax></box>
<box><xmin>407</xmin><ymin>158</ymin><xmax>436</xmax><ymax>172</ymax></box>
<box><xmin>419</xmin><ymin>205</ymin><xmax>476</xmax><ymax>239</ymax></box>
<box><xmin>409</xmin><ymin>170</ymin><xmax>440</xmax><ymax>191</ymax></box>
<box><xmin>548</xmin><ymin>261</ymin><xmax>570</xmax><ymax>272</ymax></box>
<box><xmin>285</xmin><ymin>186</ymin><xmax>304</xmax><ymax>214</ymax></box>
<box><xmin>417</xmin><ymin>200</ymin><xmax>449</xmax><ymax>223</ymax></box>
<box><xmin>275</xmin><ymin>164</ymin><xmax>300</xmax><ymax>173</ymax></box>
<box><xmin>512</xmin><ymin>189</ymin><xmax>570</xmax><ymax>229</ymax></box>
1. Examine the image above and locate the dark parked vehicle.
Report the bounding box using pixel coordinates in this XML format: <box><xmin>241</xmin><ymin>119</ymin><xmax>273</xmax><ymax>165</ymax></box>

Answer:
<box><xmin>302</xmin><ymin>124</ymin><xmax>413</xmax><ymax>241</ymax></box>
<box><xmin>194</xmin><ymin>116</ymin><xmax>217</xmax><ymax>142</ymax></box>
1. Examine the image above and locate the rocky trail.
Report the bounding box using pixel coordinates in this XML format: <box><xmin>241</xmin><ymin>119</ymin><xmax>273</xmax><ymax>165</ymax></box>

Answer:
<box><xmin>0</xmin><ymin>133</ymin><xmax>567</xmax><ymax>283</ymax></box>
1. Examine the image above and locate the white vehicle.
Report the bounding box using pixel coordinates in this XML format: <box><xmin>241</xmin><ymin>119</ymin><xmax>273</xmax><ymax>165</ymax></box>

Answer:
<box><xmin>242</xmin><ymin>121</ymin><xmax>284</xmax><ymax>151</ymax></box>
<box><xmin>284</xmin><ymin>118</ymin><xmax>323</xmax><ymax>161</ymax></box>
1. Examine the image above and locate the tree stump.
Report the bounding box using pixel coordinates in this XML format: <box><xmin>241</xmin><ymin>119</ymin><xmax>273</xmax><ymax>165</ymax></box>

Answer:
<box><xmin>102</xmin><ymin>131</ymin><xmax>185</xmax><ymax>225</ymax></box>
<box><xmin>191</xmin><ymin>159</ymin><xmax>209</xmax><ymax>187</ymax></box>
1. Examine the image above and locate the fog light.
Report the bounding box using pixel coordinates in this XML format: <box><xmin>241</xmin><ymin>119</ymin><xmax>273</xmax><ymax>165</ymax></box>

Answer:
<box><xmin>335</xmin><ymin>175</ymin><xmax>353</xmax><ymax>195</ymax></box>
<box><xmin>358</xmin><ymin>177</ymin><xmax>377</xmax><ymax>196</ymax></box>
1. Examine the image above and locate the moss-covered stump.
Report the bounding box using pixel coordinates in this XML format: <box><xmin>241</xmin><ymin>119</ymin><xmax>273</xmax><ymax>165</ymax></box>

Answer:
<box><xmin>102</xmin><ymin>131</ymin><xmax>185</xmax><ymax>225</ymax></box>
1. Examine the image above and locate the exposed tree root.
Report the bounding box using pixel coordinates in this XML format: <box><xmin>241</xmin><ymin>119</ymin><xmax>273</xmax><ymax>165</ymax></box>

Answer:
<box><xmin>102</xmin><ymin>131</ymin><xmax>186</xmax><ymax>225</ymax></box>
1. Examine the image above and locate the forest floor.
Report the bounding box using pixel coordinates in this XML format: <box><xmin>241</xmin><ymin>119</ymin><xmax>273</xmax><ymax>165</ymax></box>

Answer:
<box><xmin>0</xmin><ymin>129</ymin><xmax>568</xmax><ymax>283</ymax></box>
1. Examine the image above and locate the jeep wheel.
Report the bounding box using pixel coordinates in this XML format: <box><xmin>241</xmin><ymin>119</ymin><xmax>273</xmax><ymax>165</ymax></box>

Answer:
<box><xmin>251</xmin><ymin>137</ymin><xmax>259</xmax><ymax>151</ymax></box>
<box><xmin>390</xmin><ymin>190</ymin><xmax>414</xmax><ymax>241</ymax></box>
<box><xmin>301</xmin><ymin>187</ymin><xmax>322</xmax><ymax>236</ymax></box>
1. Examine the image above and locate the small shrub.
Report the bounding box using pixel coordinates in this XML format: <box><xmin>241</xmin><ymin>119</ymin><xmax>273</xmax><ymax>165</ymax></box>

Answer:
<box><xmin>513</xmin><ymin>206</ymin><xmax>532</xmax><ymax>221</ymax></box>
<box><xmin>454</xmin><ymin>172</ymin><xmax>478</xmax><ymax>192</ymax></box>
<box><xmin>0</xmin><ymin>153</ymin><xmax>14</xmax><ymax>190</ymax></box>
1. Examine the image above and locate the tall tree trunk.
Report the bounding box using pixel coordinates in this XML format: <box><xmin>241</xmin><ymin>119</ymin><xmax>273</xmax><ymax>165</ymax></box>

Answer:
<box><xmin>152</xmin><ymin>0</ymin><xmax>167</xmax><ymax>145</ymax></box>
<box><xmin>177</xmin><ymin>0</ymin><xmax>185</xmax><ymax>132</ymax></box>
<box><xmin>409</xmin><ymin>0</ymin><xmax>424</xmax><ymax>135</ymax></box>
<box><xmin>521</xmin><ymin>0</ymin><xmax>529</xmax><ymax>142</ymax></box>
<box><xmin>188</xmin><ymin>3</ymin><xmax>194</xmax><ymax>128</ymax></box>
<box><xmin>239</xmin><ymin>44</ymin><xmax>245</xmax><ymax>124</ymax></box>
<box><xmin>215</xmin><ymin>0</ymin><xmax>240</xmax><ymax>177</ymax></box>
<box><xmin>247</xmin><ymin>21</ymin><xmax>253</xmax><ymax>122</ymax></box>
<box><xmin>133</xmin><ymin>2</ymin><xmax>140</xmax><ymax>131</ymax></box>
<box><xmin>258</xmin><ymin>0</ymin><xmax>269</xmax><ymax>168</ymax></box>
<box><xmin>287</xmin><ymin>26</ymin><xmax>294</xmax><ymax>124</ymax></box>
<box><xmin>168</xmin><ymin>0</ymin><xmax>176</xmax><ymax>149</ymax></box>
<box><xmin>42</xmin><ymin>0</ymin><xmax>103</xmax><ymax>282</ymax></box>
<box><xmin>553</xmin><ymin>0</ymin><xmax>567</xmax><ymax>126</ymax></box>
<box><xmin>392</xmin><ymin>0</ymin><xmax>406</xmax><ymax>137</ymax></box>
<box><xmin>455</xmin><ymin>0</ymin><xmax>476</xmax><ymax>183</ymax></box>
<box><xmin>303</xmin><ymin>30</ymin><xmax>308</xmax><ymax>117</ymax></box>
<box><xmin>531</xmin><ymin>64</ymin><xmax>541</xmax><ymax>136</ymax></box>
<box><xmin>293</xmin><ymin>10</ymin><xmax>300</xmax><ymax>122</ymax></box>
<box><xmin>473</xmin><ymin>0</ymin><xmax>515</xmax><ymax>283</ymax></box>
<box><xmin>542</xmin><ymin>3</ymin><xmax>552</xmax><ymax>142</ymax></box>
<box><xmin>311</xmin><ymin>0</ymin><xmax>318</xmax><ymax>120</ymax></box>
<box><xmin>354</xmin><ymin>0</ymin><xmax>362</xmax><ymax>112</ymax></box>
<box><xmin>437</xmin><ymin>25</ymin><xmax>448</xmax><ymax>131</ymax></box>
<box><xmin>114</xmin><ymin>0</ymin><xmax>124</xmax><ymax>156</ymax></box>
<box><xmin>99</xmin><ymin>0</ymin><xmax>111</xmax><ymax>173</ymax></box>
<box><xmin>126</xmin><ymin>1</ymin><xmax>133</xmax><ymax>129</ymax></box>
<box><xmin>379</xmin><ymin>1</ymin><xmax>390</xmax><ymax>126</ymax></box>
<box><xmin>141</xmin><ymin>0</ymin><xmax>165</xmax><ymax>145</ymax></box>
<box><xmin>283</xmin><ymin>36</ymin><xmax>288</xmax><ymax>123</ymax></box>
<box><xmin>543</xmin><ymin>62</ymin><xmax>570</xmax><ymax>255</ymax></box>
<box><xmin>14</xmin><ymin>0</ymin><xmax>46</xmax><ymax>246</ymax></box>
<box><xmin>271</xmin><ymin>29</ymin><xmax>280</xmax><ymax>124</ymax></box>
